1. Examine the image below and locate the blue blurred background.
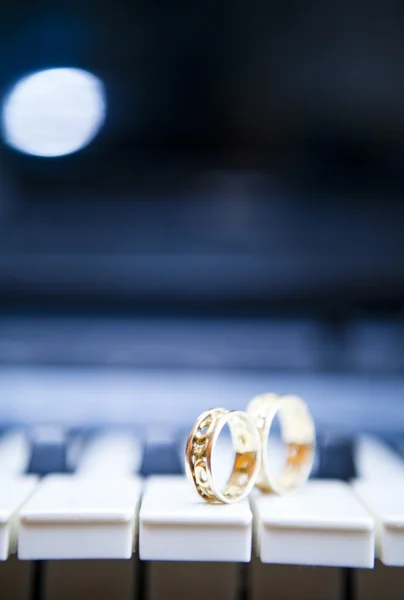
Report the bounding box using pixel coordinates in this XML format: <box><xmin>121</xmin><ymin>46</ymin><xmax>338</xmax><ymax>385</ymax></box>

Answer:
<box><xmin>0</xmin><ymin>0</ymin><xmax>403</xmax><ymax>434</ymax></box>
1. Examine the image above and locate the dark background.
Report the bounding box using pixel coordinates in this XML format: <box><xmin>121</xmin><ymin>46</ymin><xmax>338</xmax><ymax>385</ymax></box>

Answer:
<box><xmin>0</xmin><ymin>2</ymin><xmax>402</xmax><ymax>433</ymax></box>
<box><xmin>0</xmin><ymin>0</ymin><xmax>403</xmax><ymax>312</ymax></box>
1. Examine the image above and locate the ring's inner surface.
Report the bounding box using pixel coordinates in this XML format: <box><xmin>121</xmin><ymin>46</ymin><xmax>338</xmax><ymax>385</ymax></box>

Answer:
<box><xmin>274</xmin><ymin>397</ymin><xmax>315</xmax><ymax>491</ymax></box>
<box><xmin>263</xmin><ymin>413</ymin><xmax>285</xmax><ymax>482</ymax></box>
<box><xmin>220</xmin><ymin>413</ymin><xmax>257</xmax><ymax>501</ymax></box>
<box><xmin>210</xmin><ymin>422</ymin><xmax>235</xmax><ymax>490</ymax></box>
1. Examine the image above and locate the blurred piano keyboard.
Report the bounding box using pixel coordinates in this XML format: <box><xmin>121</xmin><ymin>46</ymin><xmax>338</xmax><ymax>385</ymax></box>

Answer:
<box><xmin>0</xmin><ymin>428</ymin><xmax>400</xmax><ymax>600</ymax></box>
<box><xmin>0</xmin><ymin>316</ymin><xmax>403</xmax><ymax>600</ymax></box>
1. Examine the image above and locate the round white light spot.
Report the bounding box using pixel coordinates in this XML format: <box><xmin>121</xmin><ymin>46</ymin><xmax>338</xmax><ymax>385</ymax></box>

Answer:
<box><xmin>2</xmin><ymin>67</ymin><xmax>106</xmax><ymax>157</ymax></box>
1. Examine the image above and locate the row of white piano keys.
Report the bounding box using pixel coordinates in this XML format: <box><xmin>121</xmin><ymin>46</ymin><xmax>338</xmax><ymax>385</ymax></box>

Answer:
<box><xmin>0</xmin><ymin>430</ymin><xmax>403</xmax><ymax>600</ymax></box>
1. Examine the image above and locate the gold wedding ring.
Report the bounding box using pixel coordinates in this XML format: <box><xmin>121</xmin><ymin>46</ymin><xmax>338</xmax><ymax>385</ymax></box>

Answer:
<box><xmin>247</xmin><ymin>393</ymin><xmax>315</xmax><ymax>494</ymax></box>
<box><xmin>185</xmin><ymin>408</ymin><xmax>261</xmax><ymax>504</ymax></box>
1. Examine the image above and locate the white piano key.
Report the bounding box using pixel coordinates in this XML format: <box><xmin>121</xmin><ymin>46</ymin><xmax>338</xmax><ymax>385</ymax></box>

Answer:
<box><xmin>19</xmin><ymin>429</ymin><xmax>142</xmax><ymax>600</ymax></box>
<box><xmin>140</xmin><ymin>476</ymin><xmax>253</xmax><ymax>562</ymax></box>
<box><xmin>251</xmin><ymin>480</ymin><xmax>374</xmax><ymax>568</ymax></box>
<box><xmin>141</xmin><ymin>474</ymin><xmax>246</xmax><ymax>600</ymax></box>
<box><xmin>351</xmin><ymin>438</ymin><xmax>404</xmax><ymax>600</ymax></box>
<box><xmin>18</xmin><ymin>475</ymin><xmax>142</xmax><ymax>559</ymax></box>
<box><xmin>75</xmin><ymin>431</ymin><xmax>142</xmax><ymax>477</ymax></box>
<box><xmin>0</xmin><ymin>457</ymin><xmax>38</xmax><ymax>600</ymax></box>
<box><xmin>354</xmin><ymin>436</ymin><xmax>404</xmax><ymax>482</ymax></box>
<box><xmin>249</xmin><ymin>437</ymin><xmax>345</xmax><ymax>600</ymax></box>
<box><xmin>0</xmin><ymin>477</ymin><xmax>38</xmax><ymax>560</ymax></box>
<box><xmin>0</xmin><ymin>431</ymin><xmax>30</xmax><ymax>476</ymax></box>
<box><xmin>143</xmin><ymin>438</ymin><xmax>248</xmax><ymax>600</ymax></box>
<box><xmin>352</xmin><ymin>479</ymin><xmax>404</xmax><ymax>566</ymax></box>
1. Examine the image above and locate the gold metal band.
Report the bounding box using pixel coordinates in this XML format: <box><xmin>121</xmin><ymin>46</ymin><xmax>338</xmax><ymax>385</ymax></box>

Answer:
<box><xmin>247</xmin><ymin>393</ymin><xmax>315</xmax><ymax>494</ymax></box>
<box><xmin>185</xmin><ymin>408</ymin><xmax>261</xmax><ymax>504</ymax></box>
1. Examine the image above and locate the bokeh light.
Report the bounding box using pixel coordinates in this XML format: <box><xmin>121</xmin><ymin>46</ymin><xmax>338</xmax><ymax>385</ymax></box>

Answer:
<box><xmin>1</xmin><ymin>67</ymin><xmax>106</xmax><ymax>157</ymax></box>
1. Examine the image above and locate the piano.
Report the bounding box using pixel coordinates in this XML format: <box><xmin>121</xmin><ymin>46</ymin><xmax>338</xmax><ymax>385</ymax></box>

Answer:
<box><xmin>0</xmin><ymin>0</ymin><xmax>404</xmax><ymax>598</ymax></box>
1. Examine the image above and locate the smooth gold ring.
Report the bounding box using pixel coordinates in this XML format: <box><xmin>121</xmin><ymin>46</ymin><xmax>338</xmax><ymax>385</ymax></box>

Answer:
<box><xmin>247</xmin><ymin>393</ymin><xmax>315</xmax><ymax>494</ymax></box>
<box><xmin>185</xmin><ymin>408</ymin><xmax>261</xmax><ymax>504</ymax></box>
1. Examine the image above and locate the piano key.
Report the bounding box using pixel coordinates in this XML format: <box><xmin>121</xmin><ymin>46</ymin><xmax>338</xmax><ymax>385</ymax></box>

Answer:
<box><xmin>250</xmin><ymin>432</ymin><xmax>351</xmax><ymax>600</ymax></box>
<box><xmin>250</xmin><ymin>480</ymin><xmax>373</xmax><ymax>600</ymax></box>
<box><xmin>352</xmin><ymin>480</ymin><xmax>404</xmax><ymax>566</ymax></box>
<box><xmin>351</xmin><ymin>437</ymin><xmax>404</xmax><ymax>600</ymax></box>
<box><xmin>140</xmin><ymin>476</ymin><xmax>253</xmax><ymax>562</ymax></box>
<box><xmin>0</xmin><ymin>464</ymin><xmax>38</xmax><ymax>599</ymax></box>
<box><xmin>0</xmin><ymin>431</ymin><xmax>31</xmax><ymax>476</ymax></box>
<box><xmin>354</xmin><ymin>435</ymin><xmax>404</xmax><ymax>482</ymax></box>
<box><xmin>251</xmin><ymin>480</ymin><xmax>374</xmax><ymax>568</ymax></box>
<box><xmin>0</xmin><ymin>477</ymin><xmax>38</xmax><ymax>560</ymax></box>
<box><xmin>27</xmin><ymin>426</ymin><xmax>69</xmax><ymax>475</ymax></box>
<box><xmin>19</xmin><ymin>475</ymin><xmax>142</xmax><ymax>559</ymax></box>
<box><xmin>20</xmin><ymin>475</ymin><xmax>141</xmax><ymax>600</ymax></box>
<box><xmin>140</xmin><ymin>427</ymin><xmax>183</xmax><ymax>476</ymax></box>
<box><xmin>393</xmin><ymin>437</ymin><xmax>404</xmax><ymax>459</ymax></box>
<box><xmin>19</xmin><ymin>429</ymin><xmax>142</xmax><ymax>600</ymax></box>
<box><xmin>140</xmin><ymin>475</ymin><xmax>249</xmax><ymax>600</ymax></box>
<box><xmin>75</xmin><ymin>430</ymin><xmax>142</xmax><ymax>477</ymax></box>
<box><xmin>315</xmin><ymin>434</ymin><xmax>356</xmax><ymax>481</ymax></box>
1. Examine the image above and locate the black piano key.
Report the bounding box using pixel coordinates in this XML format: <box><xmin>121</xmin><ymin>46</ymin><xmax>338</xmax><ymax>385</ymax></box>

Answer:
<box><xmin>314</xmin><ymin>434</ymin><xmax>356</xmax><ymax>481</ymax></box>
<box><xmin>140</xmin><ymin>428</ymin><xmax>183</xmax><ymax>476</ymax></box>
<box><xmin>27</xmin><ymin>427</ymin><xmax>69</xmax><ymax>475</ymax></box>
<box><xmin>390</xmin><ymin>437</ymin><xmax>404</xmax><ymax>460</ymax></box>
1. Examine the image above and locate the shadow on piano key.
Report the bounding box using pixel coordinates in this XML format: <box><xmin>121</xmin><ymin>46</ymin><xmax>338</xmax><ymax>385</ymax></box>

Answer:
<box><xmin>354</xmin><ymin>560</ymin><xmax>404</xmax><ymax>600</ymax></box>
<box><xmin>42</xmin><ymin>559</ymin><xmax>138</xmax><ymax>600</ymax></box>
<box><xmin>249</xmin><ymin>555</ymin><xmax>344</xmax><ymax>600</ymax></box>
